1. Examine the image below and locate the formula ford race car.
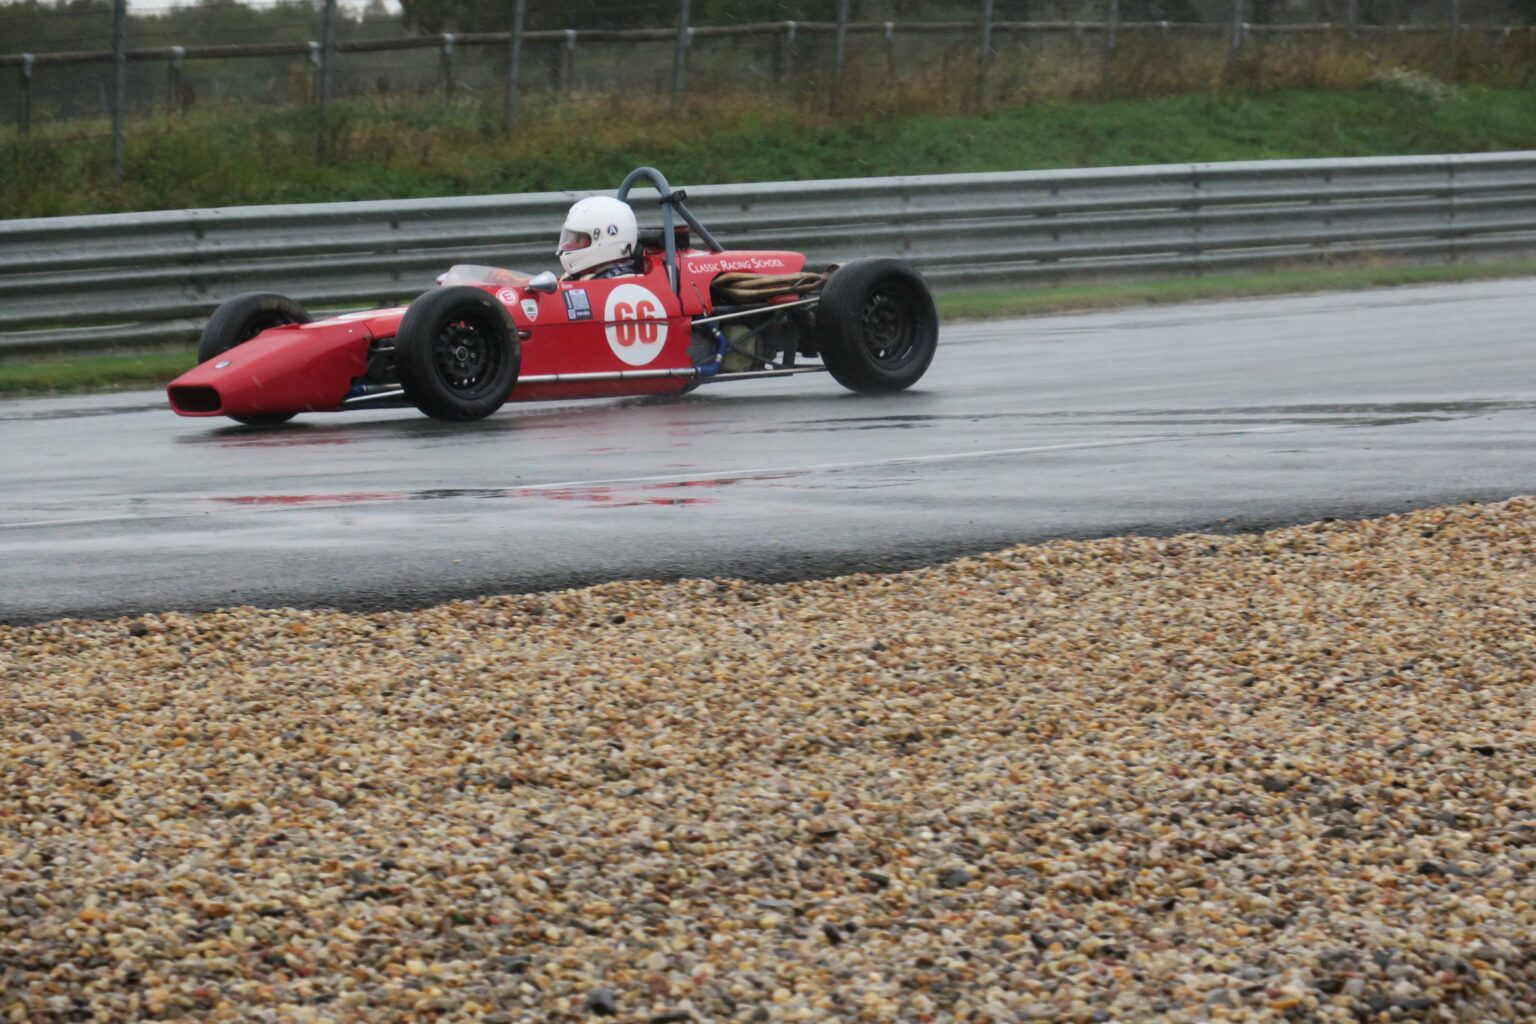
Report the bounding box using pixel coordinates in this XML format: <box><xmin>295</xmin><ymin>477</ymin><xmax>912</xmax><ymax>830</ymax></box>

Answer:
<box><xmin>168</xmin><ymin>167</ymin><xmax>939</xmax><ymax>425</ymax></box>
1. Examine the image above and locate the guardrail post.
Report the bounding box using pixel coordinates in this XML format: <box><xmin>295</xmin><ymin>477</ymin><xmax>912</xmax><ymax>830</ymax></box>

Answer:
<box><xmin>1445</xmin><ymin>155</ymin><xmax>1459</xmax><ymax>264</ymax></box>
<box><xmin>832</xmin><ymin>0</ymin><xmax>849</xmax><ymax>112</ymax></box>
<box><xmin>1346</xmin><ymin>0</ymin><xmax>1358</xmax><ymax>41</ymax></box>
<box><xmin>316</xmin><ymin>0</ymin><xmax>337</xmax><ymax>160</ymax></box>
<box><xmin>440</xmin><ymin>34</ymin><xmax>455</xmax><ymax>101</ymax></box>
<box><xmin>884</xmin><ymin>22</ymin><xmax>896</xmax><ymax>78</ymax></box>
<box><xmin>1105</xmin><ymin>0</ymin><xmax>1120</xmax><ymax>62</ymax></box>
<box><xmin>976</xmin><ymin>0</ymin><xmax>995</xmax><ymax>109</ymax></box>
<box><xmin>1229</xmin><ymin>0</ymin><xmax>1245</xmax><ymax>61</ymax></box>
<box><xmin>502</xmin><ymin>0</ymin><xmax>526</xmax><ymax>130</ymax></box>
<box><xmin>18</xmin><ymin>54</ymin><xmax>32</xmax><ymax>137</ymax></box>
<box><xmin>167</xmin><ymin>45</ymin><xmax>184</xmax><ymax>116</ymax></box>
<box><xmin>111</xmin><ymin>0</ymin><xmax>127</xmax><ymax>183</ymax></box>
<box><xmin>671</xmin><ymin>0</ymin><xmax>691</xmax><ymax>115</ymax></box>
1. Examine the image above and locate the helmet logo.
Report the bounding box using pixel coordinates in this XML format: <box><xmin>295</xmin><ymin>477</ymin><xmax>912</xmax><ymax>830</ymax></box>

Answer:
<box><xmin>606</xmin><ymin>224</ymin><xmax>618</xmax><ymax>236</ymax></box>
<box><xmin>604</xmin><ymin>284</ymin><xmax>668</xmax><ymax>367</ymax></box>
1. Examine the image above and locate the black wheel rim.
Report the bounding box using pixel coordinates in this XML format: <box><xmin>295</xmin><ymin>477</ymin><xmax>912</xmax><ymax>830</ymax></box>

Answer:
<box><xmin>433</xmin><ymin>316</ymin><xmax>503</xmax><ymax>399</ymax></box>
<box><xmin>860</xmin><ymin>285</ymin><xmax>921</xmax><ymax>370</ymax></box>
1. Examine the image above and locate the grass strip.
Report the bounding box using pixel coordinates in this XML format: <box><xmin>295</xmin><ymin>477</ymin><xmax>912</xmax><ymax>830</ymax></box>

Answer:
<box><xmin>3</xmin><ymin>260</ymin><xmax>1533</xmax><ymax>397</ymax></box>
<box><xmin>6</xmin><ymin>83</ymin><xmax>1536</xmax><ymax>219</ymax></box>
<box><xmin>0</xmin><ymin>351</ymin><xmax>196</xmax><ymax>397</ymax></box>
<box><xmin>932</xmin><ymin>260</ymin><xmax>1536</xmax><ymax>320</ymax></box>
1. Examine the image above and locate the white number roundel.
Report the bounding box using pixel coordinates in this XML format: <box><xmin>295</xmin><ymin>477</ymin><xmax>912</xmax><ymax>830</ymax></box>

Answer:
<box><xmin>603</xmin><ymin>284</ymin><xmax>668</xmax><ymax>366</ymax></box>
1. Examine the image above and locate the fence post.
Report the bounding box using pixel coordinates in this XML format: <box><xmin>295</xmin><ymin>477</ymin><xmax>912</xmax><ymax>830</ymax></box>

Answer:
<box><xmin>559</xmin><ymin>29</ymin><xmax>576</xmax><ymax>97</ymax></box>
<box><xmin>18</xmin><ymin>54</ymin><xmax>32</xmax><ymax>138</ymax></box>
<box><xmin>884</xmin><ymin>22</ymin><xmax>896</xmax><ymax>78</ymax></box>
<box><xmin>1448</xmin><ymin>0</ymin><xmax>1460</xmax><ymax>72</ymax></box>
<box><xmin>1229</xmin><ymin>0</ymin><xmax>1245</xmax><ymax>60</ymax></box>
<box><xmin>781</xmin><ymin>20</ymin><xmax>796</xmax><ymax>84</ymax></box>
<box><xmin>112</xmin><ymin>0</ymin><xmax>127</xmax><ymax>183</ymax></box>
<box><xmin>502</xmin><ymin>0</ymin><xmax>526</xmax><ymax>130</ymax></box>
<box><xmin>832</xmin><ymin>0</ymin><xmax>849</xmax><ymax>111</ymax></box>
<box><xmin>168</xmin><ymin>45</ymin><xmax>184</xmax><ymax>116</ymax></box>
<box><xmin>1346</xmin><ymin>0</ymin><xmax>1358</xmax><ymax>40</ymax></box>
<box><xmin>440</xmin><ymin>34</ymin><xmax>455</xmax><ymax>101</ymax></box>
<box><xmin>1105</xmin><ymin>0</ymin><xmax>1119</xmax><ymax>61</ymax></box>
<box><xmin>671</xmin><ymin>0</ymin><xmax>691</xmax><ymax>114</ymax></box>
<box><xmin>316</xmin><ymin>0</ymin><xmax>337</xmax><ymax>160</ymax></box>
<box><xmin>976</xmin><ymin>0</ymin><xmax>995</xmax><ymax>109</ymax></box>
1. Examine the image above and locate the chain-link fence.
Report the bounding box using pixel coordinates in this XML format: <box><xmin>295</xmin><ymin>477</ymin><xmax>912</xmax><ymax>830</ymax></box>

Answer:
<box><xmin>2</xmin><ymin>0</ymin><xmax>1532</xmax><ymax>180</ymax></box>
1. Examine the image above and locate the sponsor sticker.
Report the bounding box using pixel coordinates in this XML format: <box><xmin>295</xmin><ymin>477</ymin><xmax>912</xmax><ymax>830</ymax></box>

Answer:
<box><xmin>214</xmin><ymin>360</ymin><xmax>231</xmax><ymax>369</ymax></box>
<box><xmin>687</xmin><ymin>256</ymin><xmax>788</xmax><ymax>274</ymax></box>
<box><xmin>496</xmin><ymin>288</ymin><xmax>519</xmax><ymax>304</ymax></box>
<box><xmin>603</xmin><ymin>283</ymin><xmax>668</xmax><ymax>367</ymax></box>
<box><xmin>521</xmin><ymin>298</ymin><xmax>539</xmax><ymax>322</ymax></box>
<box><xmin>563</xmin><ymin>288</ymin><xmax>593</xmax><ymax>321</ymax></box>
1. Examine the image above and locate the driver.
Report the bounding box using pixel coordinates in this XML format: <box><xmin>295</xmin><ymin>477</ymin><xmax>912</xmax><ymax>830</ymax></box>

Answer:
<box><xmin>557</xmin><ymin>196</ymin><xmax>640</xmax><ymax>281</ymax></box>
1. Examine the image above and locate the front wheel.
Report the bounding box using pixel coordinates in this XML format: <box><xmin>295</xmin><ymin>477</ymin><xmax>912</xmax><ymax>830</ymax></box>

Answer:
<box><xmin>814</xmin><ymin>258</ymin><xmax>938</xmax><ymax>394</ymax></box>
<box><xmin>199</xmin><ymin>292</ymin><xmax>312</xmax><ymax>425</ymax></box>
<box><xmin>393</xmin><ymin>286</ymin><xmax>521</xmax><ymax>421</ymax></box>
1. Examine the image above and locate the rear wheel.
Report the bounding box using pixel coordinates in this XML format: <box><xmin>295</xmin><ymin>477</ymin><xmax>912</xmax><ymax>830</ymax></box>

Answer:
<box><xmin>393</xmin><ymin>286</ymin><xmax>521</xmax><ymax>421</ymax></box>
<box><xmin>814</xmin><ymin>258</ymin><xmax>938</xmax><ymax>394</ymax></box>
<box><xmin>199</xmin><ymin>292</ymin><xmax>312</xmax><ymax>425</ymax></box>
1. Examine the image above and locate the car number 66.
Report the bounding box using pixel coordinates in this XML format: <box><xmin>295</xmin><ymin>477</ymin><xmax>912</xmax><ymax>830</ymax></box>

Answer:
<box><xmin>604</xmin><ymin>284</ymin><xmax>670</xmax><ymax>366</ymax></box>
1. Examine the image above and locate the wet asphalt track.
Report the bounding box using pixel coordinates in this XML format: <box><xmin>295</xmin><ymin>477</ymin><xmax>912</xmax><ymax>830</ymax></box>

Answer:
<box><xmin>2</xmin><ymin>278</ymin><xmax>1534</xmax><ymax>625</ymax></box>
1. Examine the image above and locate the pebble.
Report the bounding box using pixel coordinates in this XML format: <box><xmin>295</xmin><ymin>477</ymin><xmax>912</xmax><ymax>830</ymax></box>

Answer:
<box><xmin>584</xmin><ymin>989</ymin><xmax>618</xmax><ymax>1016</ymax></box>
<box><xmin>3</xmin><ymin>498</ymin><xmax>1536</xmax><ymax>1022</ymax></box>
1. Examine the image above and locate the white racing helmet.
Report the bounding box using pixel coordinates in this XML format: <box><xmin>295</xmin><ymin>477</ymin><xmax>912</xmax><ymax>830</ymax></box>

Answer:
<box><xmin>557</xmin><ymin>196</ymin><xmax>638</xmax><ymax>276</ymax></box>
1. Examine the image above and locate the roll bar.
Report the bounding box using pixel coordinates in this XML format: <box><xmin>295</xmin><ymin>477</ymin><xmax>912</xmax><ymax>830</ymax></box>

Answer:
<box><xmin>615</xmin><ymin>166</ymin><xmax>724</xmax><ymax>293</ymax></box>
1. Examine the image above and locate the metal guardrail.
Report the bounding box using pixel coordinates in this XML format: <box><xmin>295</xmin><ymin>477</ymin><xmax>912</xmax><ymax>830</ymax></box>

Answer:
<box><xmin>3</xmin><ymin>151</ymin><xmax>1535</xmax><ymax>358</ymax></box>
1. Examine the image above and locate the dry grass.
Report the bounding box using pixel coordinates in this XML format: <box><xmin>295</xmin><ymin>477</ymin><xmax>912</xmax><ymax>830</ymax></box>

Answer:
<box><xmin>841</xmin><ymin>30</ymin><xmax>1536</xmax><ymax>113</ymax></box>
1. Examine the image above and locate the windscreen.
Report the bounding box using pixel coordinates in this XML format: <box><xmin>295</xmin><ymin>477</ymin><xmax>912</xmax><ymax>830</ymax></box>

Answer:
<box><xmin>434</xmin><ymin>265</ymin><xmax>532</xmax><ymax>287</ymax></box>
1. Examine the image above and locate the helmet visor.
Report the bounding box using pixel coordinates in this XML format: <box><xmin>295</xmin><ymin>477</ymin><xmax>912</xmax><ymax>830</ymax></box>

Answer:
<box><xmin>558</xmin><ymin>227</ymin><xmax>592</xmax><ymax>253</ymax></box>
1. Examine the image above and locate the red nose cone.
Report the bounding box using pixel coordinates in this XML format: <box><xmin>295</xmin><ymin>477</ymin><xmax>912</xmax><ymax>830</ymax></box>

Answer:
<box><xmin>168</xmin><ymin>322</ymin><xmax>371</xmax><ymax>418</ymax></box>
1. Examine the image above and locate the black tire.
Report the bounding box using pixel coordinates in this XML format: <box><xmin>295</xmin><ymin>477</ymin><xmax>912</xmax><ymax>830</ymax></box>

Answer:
<box><xmin>199</xmin><ymin>292</ymin><xmax>312</xmax><ymax>426</ymax></box>
<box><xmin>814</xmin><ymin>258</ymin><xmax>938</xmax><ymax>394</ymax></box>
<box><xmin>393</xmin><ymin>286</ymin><xmax>521</xmax><ymax>421</ymax></box>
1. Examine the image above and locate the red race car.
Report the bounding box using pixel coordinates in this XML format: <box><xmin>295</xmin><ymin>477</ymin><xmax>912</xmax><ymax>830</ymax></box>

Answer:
<box><xmin>167</xmin><ymin>167</ymin><xmax>939</xmax><ymax>425</ymax></box>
